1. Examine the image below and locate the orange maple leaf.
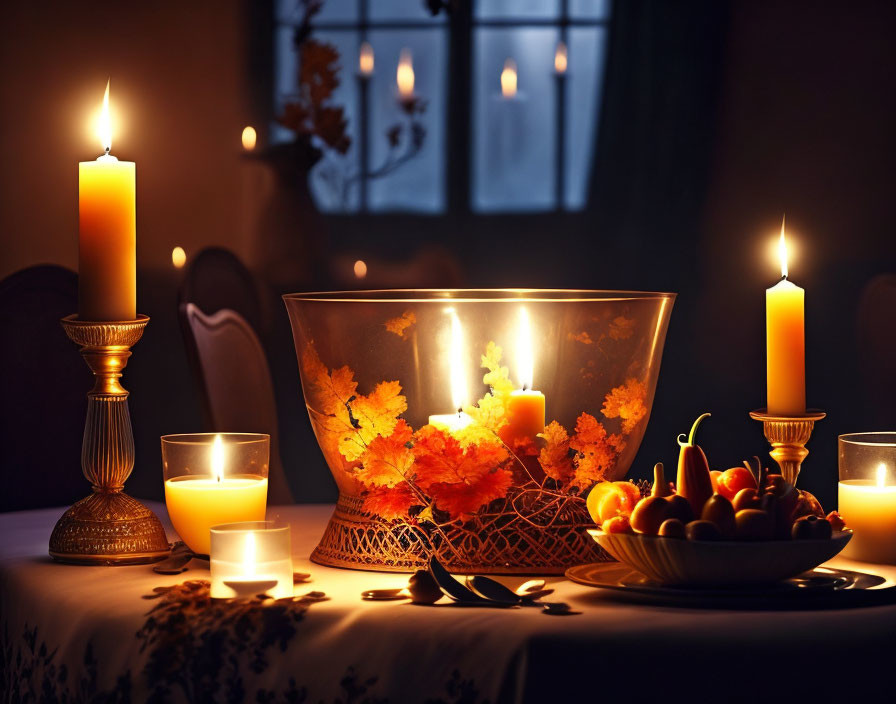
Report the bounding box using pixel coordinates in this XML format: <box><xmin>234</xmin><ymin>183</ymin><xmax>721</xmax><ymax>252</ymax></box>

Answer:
<box><xmin>609</xmin><ymin>315</ymin><xmax>635</xmax><ymax>341</ymax></box>
<box><xmin>362</xmin><ymin>482</ymin><xmax>417</xmax><ymax>521</ymax></box>
<box><xmin>426</xmin><ymin>468</ymin><xmax>513</xmax><ymax>521</ymax></box>
<box><xmin>355</xmin><ymin>419</ymin><xmax>414</xmax><ymax>488</ymax></box>
<box><xmin>569</xmin><ymin>413</ymin><xmax>625</xmax><ymax>489</ymax></box>
<box><xmin>481</xmin><ymin>342</ymin><xmax>514</xmax><ymax>398</ymax></box>
<box><xmin>538</xmin><ymin>421</ymin><xmax>575</xmax><ymax>483</ymax></box>
<box><xmin>463</xmin><ymin>392</ymin><xmax>507</xmax><ymax>434</ymax></box>
<box><xmin>567</xmin><ymin>331</ymin><xmax>594</xmax><ymax>345</ymax></box>
<box><xmin>384</xmin><ymin>311</ymin><xmax>416</xmax><ymax>339</ymax></box>
<box><xmin>301</xmin><ymin>343</ymin><xmax>357</xmax><ymax>417</ymax></box>
<box><xmin>339</xmin><ymin>380</ymin><xmax>408</xmax><ymax>461</ymax></box>
<box><xmin>602</xmin><ymin>378</ymin><xmax>647</xmax><ymax>434</ymax></box>
<box><xmin>413</xmin><ymin>425</ymin><xmax>510</xmax><ymax>488</ymax></box>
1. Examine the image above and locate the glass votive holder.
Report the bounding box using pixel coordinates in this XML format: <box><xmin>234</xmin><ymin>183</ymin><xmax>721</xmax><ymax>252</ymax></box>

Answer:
<box><xmin>210</xmin><ymin>521</ymin><xmax>293</xmax><ymax>599</ymax></box>
<box><xmin>161</xmin><ymin>433</ymin><xmax>269</xmax><ymax>556</ymax></box>
<box><xmin>838</xmin><ymin>432</ymin><xmax>896</xmax><ymax>564</ymax></box>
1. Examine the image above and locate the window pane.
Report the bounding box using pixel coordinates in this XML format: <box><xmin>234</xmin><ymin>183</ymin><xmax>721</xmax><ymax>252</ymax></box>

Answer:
<box><xmin>276</xmin><ymin>0</ymin><xmax>358</xmax><ymax>25</ymax></box>
<box><xmin>370</xmin><ymin>0</ymin><xmax>447</xmax><ymax>22</ymax></box>
<box><xmin>475</xmin><ymin>0</ymin><xmax>560</xmax><ymax>19</ymax></box>
<box><xmin>564</xmin><ymin>27</ymin><xmax>609</xmax><ymax>210</ymax></box>
<box><xmin>366</xmin><ymin>29</ymin><xmax>446</xmax><ymax>213</ymax></box>
<box><xmin>569</xmin><ymin>0</ymin><xmax>612</xmax><ymax>21</ymax></box>
<box><xmin>472</xmin><ymin>27</ymin><xmax>558</xmax><ymax>212</ymax></box>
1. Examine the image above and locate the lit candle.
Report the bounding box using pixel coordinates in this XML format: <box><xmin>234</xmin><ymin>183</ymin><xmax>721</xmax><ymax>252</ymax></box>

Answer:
<box><xmin>766</xmin><ymin>219</ymin><xmax>805</xmax><ymax>415</ymax></box>
<box><xmin>210</xmin><ymin>522</ymin><xmax>293</xmax><ymax>599</ymax></box>
<box><xmin>359</xmin><ymin>41</ymin><xmax>374</xmax><ymax>77</ymax></box>
<box><xmin>500</xmin><ymin>58</ymin><xmax>518</xmax><ymax>99</ymax></box>
<box><xmin>428</xmin><ymin>308</ymin><xmax>473</xmax><ymax>433</ymax></box>
<box><xmin>839</xmin><ymin>464</ymin><xmax>896</xmax><ymax>564</ymax></box>
<box><xmin>164</xmin><ymin>434</ymin><xmax>268</xmax><ymax>555</ymax></box>
<box><xmin>397</xmin><ymin>48</ymin><xmax>414</xmax><ymax>98</ymax></box>
<box><xmin>79</xmin><ymin>80</ymin><xmax>136</xmax><ymax>321</ymax></box>
<box><xmin>241</xmin><ymin>125</ymin><xmax>257</xmax><ymax>151</ymax></box>
<box><xmin>499</xmin><ymin>307</ymin><xmax>546</xmax><ymax>446</ymax></box>
<box><xmin>554</xmin><ymin>42</ymin><xmax>568</xmax><ymax>74</ymax></box>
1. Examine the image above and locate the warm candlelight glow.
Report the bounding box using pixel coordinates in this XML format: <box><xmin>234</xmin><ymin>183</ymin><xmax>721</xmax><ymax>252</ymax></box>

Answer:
<box><xmin>243</xmin><ymin>531</ymin><xmax>256</xmax><ymax>577</ymax></box>
<box><xmin>778</xmin><ymin>216</ymin><xmax>789</xmax><ymax>278</ymax></box>
<box><xmin>353</xmin><ymin>259</ymin><xmax>368</xmax><ymax>279</ymax></box>
<box><xmin>878</xmin><ymin>463</ymin><xmax>889</xmax><ymax>488</ymax></box>
<box><xmin>397</xmin><ymin>48</ymin><xmax>414</xmax><ymax>97</ymax></box>
<box><xmin>554</xmin><ymin>42</ymin><xmax>568</xmax><ymax>73</ymax></box>
<box><xmin>97</xmin><ymin>79</ymin><xmax>112</xmax><ymax>153</ymax></box>
<box><xmin>171</xmin><ymin>246</ymin><xmax>186</xmax><ymax>269</ymax></box>
<box><xmin>241</xmin><ymin>125</ymin><xmax>257</xmax><ymax>151</ymax></box>
<box><xmin>446</xmin><ymin>308</ymin><xmax>467</xmax><ymax>411</ymax></box>
<box><xmin>517</xmin><ymin>307</ymin><xmax>534</xmax><ymax>390</ymax></box>
<box><xmin>501</xmin><ymin>59</ymin><xmax>518</xmax><ymax>98</ymax></box>
<box><xmin>359</xmin><ymin>41</ymin><xmax>374</xmax><ymax>76</ymax></box>
<box><xmin>211</xmin><ymin>433</ymin><xmax>225</xmax><ymax>482</ymax></box>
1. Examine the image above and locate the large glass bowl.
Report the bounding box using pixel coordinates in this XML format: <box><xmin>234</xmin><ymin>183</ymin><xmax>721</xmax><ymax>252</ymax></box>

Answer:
<box><xmin>284</xmin><ymin>289</ymin><xmax>675</xmax><ymax>573</ymax></box>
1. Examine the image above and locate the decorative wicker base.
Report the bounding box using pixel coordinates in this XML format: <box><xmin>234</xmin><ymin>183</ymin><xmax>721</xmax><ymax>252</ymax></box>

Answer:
<box><xmin>49</xmin><ymin>491</ymin><xmax>170</xmax><ymax>565</ymax></box>
<box><xmin>311</xmin><ymin>494</ymin><xmax>611</xmax><ymax>574</ymax></box>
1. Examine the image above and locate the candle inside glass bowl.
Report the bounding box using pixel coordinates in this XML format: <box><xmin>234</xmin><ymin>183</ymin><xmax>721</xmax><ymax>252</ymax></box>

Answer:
<box><xmin>210</xmin><ymin>521</ymin><xmax>292</xmax><ymax>599</ymax></box>
<box><xmin>838</xmin><ymin>432</ymin><xmax>896</xmax><ymax>564</ymax></box>
<box><xmin>162</xmin><ymin>433</ymin><xmax>269</xmax><ymax>555</ymax></box>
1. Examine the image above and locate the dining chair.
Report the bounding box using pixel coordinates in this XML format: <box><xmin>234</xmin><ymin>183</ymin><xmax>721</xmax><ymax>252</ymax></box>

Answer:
<box><xmin>0</xmin><ymin>265</ymin><xmax>92</xmax><ymax>511</ymax></box>
<box><xmin>179</xmin><ymin>303</ymin><xmax>293</xmax><ymax>504</ymax></box>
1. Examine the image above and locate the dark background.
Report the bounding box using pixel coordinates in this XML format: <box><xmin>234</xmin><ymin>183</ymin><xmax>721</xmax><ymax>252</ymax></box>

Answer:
<box><xmin>1</xmin><ymin>0</ymin><xmax>894</xmax><ymax>512</ymax></box>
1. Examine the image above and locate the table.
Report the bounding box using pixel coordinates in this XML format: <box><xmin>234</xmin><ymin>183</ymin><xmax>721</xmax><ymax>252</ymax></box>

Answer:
<box><xmin>2</xmin><ymin>503</ymin><xmax>895</xmax><ymax>703</ymax></box>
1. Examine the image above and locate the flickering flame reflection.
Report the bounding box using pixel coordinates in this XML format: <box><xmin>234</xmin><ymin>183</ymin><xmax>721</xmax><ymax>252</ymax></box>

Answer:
<box><xmin>501</xmin><ymin>59</ymin><xmax>518</xmax><ymax>98</ymax></box>
<box><xmin>211</xmin><ymin>434</ymin><xmax>225</xmax><ymax>482</ymax></box>
<box><xmin>517</xmin><ymin>307</ymin><xmax>534</xmax><ymax>390</ymax></box>
<box><xmin>446</xmin><ymin>308</ymin><xmax>467</xmax><ymax>411</ymax></box>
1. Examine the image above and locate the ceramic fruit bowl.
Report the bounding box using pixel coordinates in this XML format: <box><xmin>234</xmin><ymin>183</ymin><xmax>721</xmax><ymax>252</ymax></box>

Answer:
<box><xmin>589</xmin><ymin>528</ymin><xmax>853</xmax><ymax>586</ymax></box>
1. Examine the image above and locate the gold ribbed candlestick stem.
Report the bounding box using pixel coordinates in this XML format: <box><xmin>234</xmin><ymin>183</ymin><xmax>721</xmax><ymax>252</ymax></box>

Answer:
<box><xmin>749</xmin><ymin>408</ymin><xmax>826</xmax><ymax>486</ymax></box>
<box><xmin>49</xmin><ymin>314</ymin><xmax>170</xmax><ymax>565</ymax></box>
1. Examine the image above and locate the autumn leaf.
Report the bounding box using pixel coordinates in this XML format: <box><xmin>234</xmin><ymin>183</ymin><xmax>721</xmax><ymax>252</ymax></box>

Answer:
<box><xmin>538</xmin><ymin>421</ymin><xmax>575</xmax><ymax>483</ymax></box>
<box><xmin>384</xmin><ymin>311</ymin><xmax>416</xmax><ymax>339</ymax></box>
<box><xmin>301</xmin><ymin>343</ymin><xmax>357</xmax><ymax>417</ymax></box>
<box><xmin>481</xmin><ymin>342</ymin><xmax>514</xmax><ymax>398</ymax></box>
<box><xmin>425</xmin><ymin>468</ymin><xmax>514</xmax><ymax>521</ymax></box>
<box><xmin>463</xmin><ymin>393</ymin><xmax>507</xmax><ymax>434</ymax></box>
<box><xmin>602</xmin><ymin>378</ymin><xmax>648</xmax><ymax>434</ymax></box>
<box><xmin>609</xmin><ymin>315</ymin><xmax>635</xmax><ymax>341</ymax></box>
<box><xmin>355</xmin><ymin>419</ymin><xmax>414</xmax><ymax>488</ymax></box>
<box><xmin>413</xmin><ymin>425</ymin><xmax>510</xmax><ymax>488</ymax></box>
<box><xmin>337</xmin><ymin>380</ymin><xmax>408</xmax><ymax>461</ymax></box>
<box><xmin>567</xmin><ymin>331</ymin><xmax>594</xmax><ymax>345</ymax></box>
<box><xmin>569</xmin><ymin>413</ymin><xmax>625</xmax><ymax>489</ymax></box>
<box><xmin>362</xmin><ymin>482</ymin><xmax>417</xmax><ymax>521</ymax></box>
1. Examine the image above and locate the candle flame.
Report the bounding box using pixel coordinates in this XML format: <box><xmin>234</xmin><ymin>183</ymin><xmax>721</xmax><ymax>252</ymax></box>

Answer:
<box><xmin>243</xmin><ymin>531</ymin><xmax>256</xmax><ymax>577</ymax></box>
<box><xmin>211</xmin><ymin>433</ymin><xmax>225</xmax><ymax>482</ymax></box>
<box><xmin>241</xmin><ymin>126</ymin><xmax>257</xmax><ymax>151</ymax></box>
<box><xmin>554</xmin><ymin>42</ymin><xmax>568</xmax><ymax>74</ymax></box>
<box><xmin>98</xmin><ymin>79</ymin><xmax>112</xmax><ymax>153</ymax></box>
<box><xmin>778</xmin><ymin>216</ymin><xmax>789</xmax><ymax>279</ymax></box>
<box><xmin>501</xmin><ymin>59</ymin><xmax>518</xmax><ymax>98</ymax></box>
<box><xmin>878</xmin><ymin>463</ymin><xmax>888</xmax><ymax>488</ymax></box>
<box><xmin>359</xmin><ymin>41</ymin><xmax>374</xmax><ymax>76</ymax></box>
<box><xmin>517</xmin><ymin>307</ymin><xmax>534</xmax><ymax>390</ymax></box>
<box><xmin>171</xmin><ymin>246</ymin><xmax>186</xmax><ymax>269</ymax></box>
<box><xmin>397</xmin><ymin>49</ymin><xmax>414</xmax><ymax>97</ymax></box>
<box><xmin>446</xmin><ymin>308</ymin><xmax>467</xmax><ymax>412</ymax></box>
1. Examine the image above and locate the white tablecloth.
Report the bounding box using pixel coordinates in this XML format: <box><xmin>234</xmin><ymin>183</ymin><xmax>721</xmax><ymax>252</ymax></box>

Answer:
<box><xmin>2</xmin><ymin>503</ymin><xmax>895</xmax><ymax>702</ymax></box>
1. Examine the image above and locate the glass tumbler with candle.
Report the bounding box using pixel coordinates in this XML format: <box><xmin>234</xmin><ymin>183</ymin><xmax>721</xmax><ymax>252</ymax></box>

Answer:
<box><xmin>210</xmin><ymin>522</ymin><xmax>292</xmax><ymax>599</ymax></box>
<box><xmin>162</xmin><ymin>433</ymin><xmax>269</xmax><ymax>555</ymax></box>
<box><xmin>284</xmin><ymin>289</ymin><xmax>675</xmax><ymax>573</ymax></box>
<box><xmin>838</xmin><ymin>433</ymin><xmax>896</xmax><ymax>564</ymax></box>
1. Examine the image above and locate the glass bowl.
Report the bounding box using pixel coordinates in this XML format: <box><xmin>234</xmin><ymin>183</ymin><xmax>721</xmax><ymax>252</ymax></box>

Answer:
<box><xmin>284</xmin><ymin>289</ymin><xmax>675</xmax><ymax>573</ymax></box>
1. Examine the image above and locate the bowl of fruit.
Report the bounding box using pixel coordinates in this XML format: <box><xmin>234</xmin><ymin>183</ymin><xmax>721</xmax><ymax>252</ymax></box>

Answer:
<box><xmin>586</xmin><ymin>414</ymin><xmax>851</xmax><ymax>586</ymax></box>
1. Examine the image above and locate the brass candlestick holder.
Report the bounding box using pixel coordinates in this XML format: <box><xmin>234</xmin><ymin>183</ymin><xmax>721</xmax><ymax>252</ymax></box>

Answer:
<box><xmin>749</xmin><ymin>408</ymin><xmax>826</xmax><ymax>486</ymax></box>
<box><xmin>48</xmin><ymin>314</ymin><xmax>170</xmax><ymax>565</ymax></box>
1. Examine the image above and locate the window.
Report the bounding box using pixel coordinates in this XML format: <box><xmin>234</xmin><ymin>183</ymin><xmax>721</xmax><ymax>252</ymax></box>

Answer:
<box><xmin>273</xmin><ymin>1</ymin><xmax>611</xmax><ymax>214</ymax></box>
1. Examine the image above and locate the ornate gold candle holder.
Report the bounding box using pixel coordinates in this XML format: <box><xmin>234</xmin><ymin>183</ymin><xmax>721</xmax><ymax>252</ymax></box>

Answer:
<box><xmin>749</xmin><ymin>408</ymin><xmax>826</xmax><ymax>486</ymax></box>
<box><xmin>48</xmin><ymin>314</ymin><xmax>170</xmax><ymax>565</ymax></box>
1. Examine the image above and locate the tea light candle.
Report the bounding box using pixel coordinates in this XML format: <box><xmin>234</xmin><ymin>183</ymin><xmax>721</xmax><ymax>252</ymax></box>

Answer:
<box><xmin>162</xmin><ymin>434</ymin><xmax>268</xmax><ymax>555</ymax></box>
<box><xmin>210</xmin><ymin>522</ymin><xmax>293</xmax><ymax>599</ymax></box>
<box><xmin>499</xmin><ymin>307</ymin><xmax>545</xmax><ymax>446</ymax></box>
<box><xmin>839</xmin><ymin>464</ymin><xmax>896</xmax><ymax>564</ymax></box>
